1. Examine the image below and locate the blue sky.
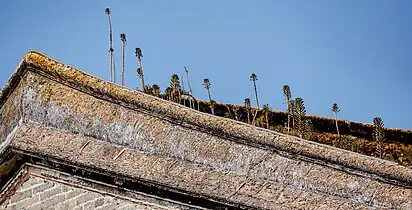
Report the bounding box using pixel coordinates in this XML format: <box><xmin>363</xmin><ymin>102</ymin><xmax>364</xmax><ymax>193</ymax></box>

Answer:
<box><xmin>1</xmin><ymin>1</ymin><xmax>411</xmax><ymax>129</ymax></box>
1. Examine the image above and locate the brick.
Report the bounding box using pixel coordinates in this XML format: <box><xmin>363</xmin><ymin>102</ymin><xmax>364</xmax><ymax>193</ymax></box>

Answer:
<box><xmin>39</xmin><ymin>185</ymin><xmax>61</xmax><ymax>200</ymax></box>
<box><xmin>60</xmin><ymin>184</ymin><xmax>71</xmax><ymax>192</ymax></box>
<box><xmin>66</xmin><ymin>188</ymin><xmax>86</xmax><ymax>199</ymax></box>
<box><xmin>3</xmin><ymin>195</ymin><xmax>40</xmax><ymax>210</ymax></box>
<box><xmin>82</xmin><ymin>199</ymin><xmax>97</xmax><ymax>210</ymax></box>
<box><xmin>95</xmin><ymin>202</ymin><xmax>117</xmax><ymax>210</ymax></box>
<box><xmin>20</xmin><ymin>177</ymin><xmax>41</xmax><ymax>190</ymax></box>
<box><xmin>28</xmin><ymin>193</ymin><xmax>66</xmax><ymax>209</ymax></box>
<box><xmin>32</xmin><ymin>182</ymin><xmax>54</xmax><ymax>195</ymax></box>
<box><xmin>51</xmin><ymin>198</ymin><xmax>76</xmax><ymax>210</ymax></box>
<box><xmin>26</xmin><ymin>206</ymin><xmax>43</xmax><ymax>210</ymax></box>
<box><xmin>94</xmin><ymin>197</ymin><xmax>104</xmax><ymax>207</ymax></box>
<box><xmin>75</xmin><ymin>191</ymin><xmax>99</xmax><ymax>205</ymax></box>
<box><xmin>117</xmin><ymin>204</ymin><xmax>139</xmax><ymax>210</ymax></box>
<box><xmin>72</xmin><ymin>206</ymin><xmax>83</xmax><ymax>210</ymax></box>
<box><xmin>10</xmin><ymin>187</ymin><xmax>32</xmax><ymax>203</ymax></box>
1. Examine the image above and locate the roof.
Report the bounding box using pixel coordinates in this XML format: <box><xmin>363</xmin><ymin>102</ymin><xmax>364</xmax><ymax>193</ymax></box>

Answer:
<box><xmin>0</xmin><ymin>51</ymin><xmax>411</xmax><ymax>209</ymax></box>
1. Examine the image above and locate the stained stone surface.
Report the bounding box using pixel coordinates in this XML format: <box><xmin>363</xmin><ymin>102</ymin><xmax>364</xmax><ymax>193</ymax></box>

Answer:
<box><xmin>0</xmin><ymin>51</ymin><xmax>412</xmax><ymax>209</ymax></box>
<box><xmin>10</xmin><ymin>124</ymin><xmax>412</xmax><ymax>209</ymax></box>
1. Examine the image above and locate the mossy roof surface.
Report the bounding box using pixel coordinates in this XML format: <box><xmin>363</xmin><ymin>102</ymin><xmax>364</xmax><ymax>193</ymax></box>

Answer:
<box><xmin>1</xmin><ymin>51</ymin><xmax>411</xmax><ymax>189</ymax></box>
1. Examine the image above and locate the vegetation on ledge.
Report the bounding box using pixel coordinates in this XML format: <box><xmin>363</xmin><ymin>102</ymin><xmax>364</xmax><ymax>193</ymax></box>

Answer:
<box><xmin>141</xmin><ymin>79</ymin><xmax>412</xmax><ymax>167</ymax></box>
<box><xmin>100</xmin><ymin>7</ymin><xmax>411</xmax><ymax>166</ymax></box>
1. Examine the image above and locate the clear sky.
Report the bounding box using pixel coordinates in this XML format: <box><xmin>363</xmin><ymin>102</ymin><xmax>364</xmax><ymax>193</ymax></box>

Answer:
<box><xmin>1</xmin><ymin>1</ymin><xmax>411</xmax><ymax>129</ymax></box>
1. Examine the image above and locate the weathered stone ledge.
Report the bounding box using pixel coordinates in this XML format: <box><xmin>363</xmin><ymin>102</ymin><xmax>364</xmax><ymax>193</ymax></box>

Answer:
<box><xmin>1</xmin><ymin>51</ymin><xmax>408</xmax><ymax>186</ymax></box>
<box><xmin>12</xmin><ymin>123</ymin><xmax>400</xmax><ymax>209</ymax></box>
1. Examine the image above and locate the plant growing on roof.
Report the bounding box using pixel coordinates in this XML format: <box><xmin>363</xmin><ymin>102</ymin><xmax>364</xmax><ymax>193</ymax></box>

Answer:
<box><xmin>105</xmin><ymin>8</ymin><xmax>115</xmax><ymax>83</ymax></box>
<box><xmin>180</xmin><ymin>88</ymin><xmax>187</xmax><ymax>107</ymax></box>
<box><xmin>184</xmin><ymin>66</ymin><xmax>194</xmax><ymax>109</ymax></box>
<box><xmin>135</xmin><ymin>47</ymin><xmax>145</xmax><ymax>91</ymax></box>
<box><xmin>144</xmin><ymin>84</ymin><xmax>153</xmax><ymax>95</ymax></box>
<box><xmin>283</xmin><ymin>85</ymin><xmax>292</xmax><ymax>133</ymax></box>
<box><xmin>294</xmin><ymin>98</ymin><xmax>306</xmax><ymax>138</ymax></box>
<box><xmin>262</xmin><ymin>104</ymin><xmax>271</xmax><ymax>129</ymax></box>
<box><xmin>152</xmin><ymin>84</ymin><xmax>160</xmax><ymax>97</ymax></box>
<box><xmin>303</xmin><ymin>118</ymin><xmax>314</xmax><ymax>140</ymax></box>
<box><xmin>289</xmin><ymin>99</ymin><xmax>296</xmax><ymax>129</ymax></box>
<box><xmin>209</xmin><ymin>100</ymin><xmax>217</xmax><ymax>115</ymax></box>
<box><xmin>332</xmin><ymin>103</ymin><xmax>340</xmax><ymax>137</ymax></box>
<box><xmin>184</xmin><ymin>67</ymin><xmax>193</xmax><ymax>96</ymax></box>
<box><xmin>232</xmin><ymin>105</ymin><xmax>241</xmax><ymax>121</ymax></box>
<box><xmin>203</xmin><ymin>79</ymin><xmax>212</xmax><ymax>101</ymax></box>
<box><xmin>120</xmin><ymin>33</ymin><xmax>127</xmax><ymax>86</ymax></box>
<box><xmin>170</xmin><ymin>74</ymin><xmax>181</xmax><ymax>103</ymax></box>
<box><xmin>165</xmin><ymin>87</ymin><xmax>173</xmax><ymax>101</ymax></box>
<box><xmin>291</xmin><ymin>98</ymin><xmax>314</xmax><ymax>139</ymax></box>
<box><xmin>182</xmin><ymin>92</ymin><xmax>200</xmax><ymax>111</ymax></box>
<box><xmin>244</xmin><ymin>98</ymin><xmax>251</xmax><ymax>124</ymax></box>
<box><xmin>250</xmin><ymin>73</ymin><xmax>260</xmax><ymax>109</ymax></box>
<box><xmin>373</xmin><ymin>117</ymin><xmax>385</xmax><ymax>158</ymax></box>
<box><xmin>224</xmin><ymin>106</ymin><xmax>233</xmax><ymax>119</ymax></box>
<box><xmin>180</xmin><ymin>74</ymin><xmax>191</xmax><ymax>107</ymax></box>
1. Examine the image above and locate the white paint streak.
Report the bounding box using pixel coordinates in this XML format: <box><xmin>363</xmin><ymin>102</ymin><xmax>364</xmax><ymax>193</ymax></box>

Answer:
<box><xmin>0</xmin><ymin>118</ymin><xmax>23</xmax><ymax>155</ymax></box>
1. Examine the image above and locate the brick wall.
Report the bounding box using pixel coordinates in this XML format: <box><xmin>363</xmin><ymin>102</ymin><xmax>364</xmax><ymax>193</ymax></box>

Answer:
<box><xmin>1</xmin><ymin>176</ymin><xmax>163</xmax><ymax>210</ymax></box>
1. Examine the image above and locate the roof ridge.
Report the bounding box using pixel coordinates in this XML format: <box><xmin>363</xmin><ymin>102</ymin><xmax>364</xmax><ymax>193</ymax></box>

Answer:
<box><xmin>2</xmin><ymin>51</ymin><xmax>411</xmax><ymax>186</ymax></box>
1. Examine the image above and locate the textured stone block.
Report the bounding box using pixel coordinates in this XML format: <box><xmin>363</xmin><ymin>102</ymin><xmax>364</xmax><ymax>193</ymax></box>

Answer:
<box><xmin>65</xmin><ymin>189</ymin><xmax>86</xmax><ymax>200</ymax></box>
<box><xmin>9</xmin><ymin>187</ymin><xmax>32</xmax><ymax>204</ymax></box>
<box><xmin>94</xmin><ymin>197</ymin><xmax>104</xmax><ymax>207</ymax></box>
<box><xmin>75</xmin><ymin>192</ymin><xmax>98</xmax><ymax>206</ymax></box>
<box><xmin>51</xmin><ymin>198</ymin><xmax>76</xmax><ymax>210</ymax></box>
<box><xmin>28</xmin><ymin>193</ymin><xmax>66</xmax><ymax>209</ymax></box>
<box><xmin>32</xmin><ymin>182</ymin><xmax>54</xmax><ymax>195</ymax></box>
<box><xmin>3</xmin><ymin>194</ymin><xmax>40</xmax><ymax>210</ymax></box>
<box><xmin>39</xmin><ymin>185</ymin><xmax>61</xmax><ymax>200</ymax></box>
